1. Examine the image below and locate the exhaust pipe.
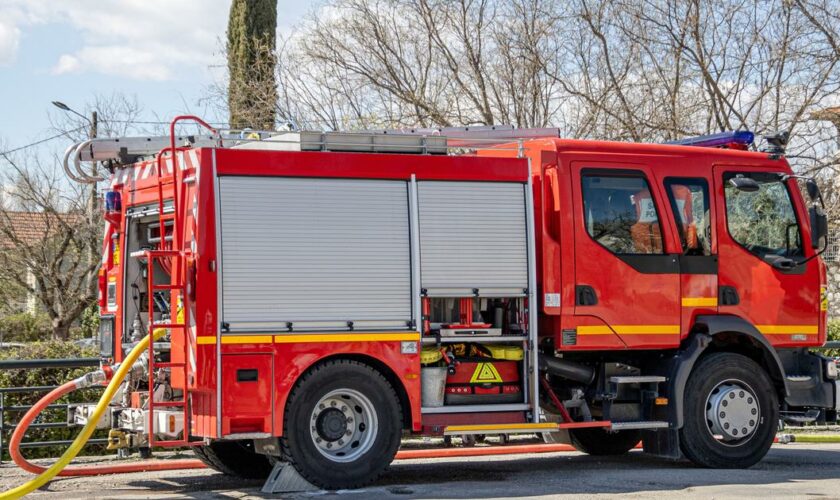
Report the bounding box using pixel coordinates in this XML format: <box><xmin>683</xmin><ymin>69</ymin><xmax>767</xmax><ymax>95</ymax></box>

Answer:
<box><xmin>538</xmin><ymin>354</ymin><xmax>595</xmax><ymax>384</ymax></box>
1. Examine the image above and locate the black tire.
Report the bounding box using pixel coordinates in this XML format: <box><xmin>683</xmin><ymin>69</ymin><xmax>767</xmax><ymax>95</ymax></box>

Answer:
<box><xmin>679</xmin><ymin>352</ymin><xmax>778</xmax><ymax>468</ymax></box>
<box><xmin>193</xmin><ymin>440</ymin><xmax>273</xmax><ymax>479</ymax></box>
<box><xmin>569</xmin><ymin>428</ymin><xmax>641</xmax><ymax>455</ymax></box>
<box><xmin>280</xmin><ymin>359</ymin><xmax>403</xmax><ymax>490</ymax></box>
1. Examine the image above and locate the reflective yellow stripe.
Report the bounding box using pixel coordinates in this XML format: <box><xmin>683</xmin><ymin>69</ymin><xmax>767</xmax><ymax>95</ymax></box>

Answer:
<box><xmin>681</xmin><ymin>297</ymin><xmax>718</xmax><ymax>307</ymax></box>
<box><xmin>196</xmin><ymin>332</ymin><xmax>420</xmax><ymax>345</ymax></box>
<box><xmin>274</xmin><ymin>333</ymin><xmax>420</xmax><ymax>343</ymax></box>
<box><xmin>445</xmin><ymin>423</ymin><xmax>558</xmax><ymax>433</ymax></box>
<box><xmin>578</xmin><ymin>325</ymin><xmax>680</xmax><ymax>335</ymax></box>
<box><xmin>757</xmin><ymin>325</ymin><xmax>819</xmax><ymax>335</ymax></box>
<box><xmin>222</xmin><ymin>335</ymin><xmax>274</xmax><ymax>344</ymax></box>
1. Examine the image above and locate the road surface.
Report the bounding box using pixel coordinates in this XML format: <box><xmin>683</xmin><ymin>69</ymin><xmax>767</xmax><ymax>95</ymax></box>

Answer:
<box><xmin>2</xmin><ymin>443</ymin><xmax>840</xmax><ymax>499</ymax></box>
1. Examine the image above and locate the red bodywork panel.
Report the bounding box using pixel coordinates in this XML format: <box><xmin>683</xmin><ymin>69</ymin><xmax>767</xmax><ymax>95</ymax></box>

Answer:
<box><xmin>102</xmin><ymin>137</ymin><xmax>825</xmax><ymax>441</ymax></box>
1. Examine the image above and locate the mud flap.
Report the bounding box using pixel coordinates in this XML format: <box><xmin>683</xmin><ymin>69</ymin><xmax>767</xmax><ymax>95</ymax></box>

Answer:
<box><xmin>641</xmin><ymin>428</ymin><xmax>682</xmax><ymax>460</ymax></box>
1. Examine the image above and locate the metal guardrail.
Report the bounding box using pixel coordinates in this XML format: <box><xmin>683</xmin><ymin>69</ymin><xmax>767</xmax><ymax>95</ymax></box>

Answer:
<box><xmin>0</xmin><ymin>358</ymin><xmax>99</xmax><ymax>370</ymax></box>
<box><xmin>0</xmin><ymin>357</ymin><xmax>105</xmax><ymax>463</ymax></box>
<box><xmin>817</xmin><ymin>341</ymin><xmax>840</xmax><ymax>349</ymax></box>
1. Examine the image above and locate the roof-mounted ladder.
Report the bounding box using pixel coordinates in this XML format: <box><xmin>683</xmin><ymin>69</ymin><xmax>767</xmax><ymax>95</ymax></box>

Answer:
<box><xmin>62</xmin><ymin>124</ymin><xmax>562</xmax><ymax>184</ymax></box>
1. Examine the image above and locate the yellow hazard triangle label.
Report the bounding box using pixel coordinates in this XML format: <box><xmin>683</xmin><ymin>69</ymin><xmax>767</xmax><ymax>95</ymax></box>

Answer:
<box><xmin>470</xmin><ymin>362</ymin><xmax>503</xmax><ymax>384</ymax></box>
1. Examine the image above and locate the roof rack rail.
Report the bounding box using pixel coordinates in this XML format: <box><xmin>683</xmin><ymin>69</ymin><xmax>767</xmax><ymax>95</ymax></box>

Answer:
<box><xmin>362</xmin><ymin>125</ymin><xmax>561</xmax><ymax>148</ymax></box>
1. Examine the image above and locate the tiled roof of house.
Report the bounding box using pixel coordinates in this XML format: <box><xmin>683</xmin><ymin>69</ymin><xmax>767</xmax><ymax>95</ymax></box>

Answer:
<box><xmin>0</xmin><ymin>211</ymin><xmax>83</xmax><ymax>249</ymax></box>
<box><xmin>812</xmin><ymin>107</ymin><xmax>840</xmax><ymax>120</ymax></box>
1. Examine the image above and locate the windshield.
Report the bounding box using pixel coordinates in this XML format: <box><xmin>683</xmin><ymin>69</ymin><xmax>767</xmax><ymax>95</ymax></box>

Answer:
<box><xmin>724</xmin><ymin>173</ymin><xmax>803</xmax><ymax>258</ymax></box>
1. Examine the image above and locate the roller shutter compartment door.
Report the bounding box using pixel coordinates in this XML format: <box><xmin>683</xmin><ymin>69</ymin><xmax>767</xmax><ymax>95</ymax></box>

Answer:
<box><xmin>417</xmin><ymin>181</ymin><xmax>528</xmax><ymax>297</ymax></box>
<box><xmin>218</xmin><ymin>177</ymin><xmax>412</xmax><ymax>331</ymax></box>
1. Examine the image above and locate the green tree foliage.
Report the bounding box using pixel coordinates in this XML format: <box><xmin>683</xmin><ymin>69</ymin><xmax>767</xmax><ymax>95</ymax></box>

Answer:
<box><xmin>0</xmin><ymin>341</ymin><xmax>106</xmax><ymax>459</ymax></box>
<box><xmin>227</xmin><ymin>0</ymin><xmax>278</xmax><ymax>130</ymax></box>
<box><xmin>78</xmin><ymin>303</ymin><xmax>100</xmax><ymax>340</ymax></box>
<box><xmin>0</xmin><ymin>312</ymin><xmax>52</xmax><ymax>343</ymax></box>
<box><xmin>826</xmin><ymin>319</ymin><xmax>840</xmax><ymax>357</ymax></box>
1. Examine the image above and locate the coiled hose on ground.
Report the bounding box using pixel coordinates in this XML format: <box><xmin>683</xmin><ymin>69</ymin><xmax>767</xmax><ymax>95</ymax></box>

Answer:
<box><xmin>0</xmin><ymin>331</ymin><xmax>200</xmax><ymax>499</ymax></box>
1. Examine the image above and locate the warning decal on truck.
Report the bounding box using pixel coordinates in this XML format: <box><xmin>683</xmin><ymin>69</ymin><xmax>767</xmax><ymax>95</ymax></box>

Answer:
<box><xmin>470</xmin><ymin>363</ymin><xmax>503</xmax><ymax>384</ymax></box>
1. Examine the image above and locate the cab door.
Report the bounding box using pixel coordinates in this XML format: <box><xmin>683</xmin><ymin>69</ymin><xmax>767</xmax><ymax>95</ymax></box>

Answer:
<box><xmin>570</xmin><ymin>164</ymin><xmax>682</xmax><ymax>349</ymax></box>
<box><xmin>714</xmin><ymin>167</ymin><xmax>822</xmax><ymax>347</ymax></box>
<box><xmin>662</xmin><ymin>177</ymin><xmax>719</xmax><ymax>335</ymax></box>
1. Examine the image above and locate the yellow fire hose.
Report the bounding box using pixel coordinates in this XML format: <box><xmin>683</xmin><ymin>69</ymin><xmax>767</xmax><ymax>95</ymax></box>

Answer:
<box><xmin>778</xmin><ymin>433</ymin><xmax>840</xmax><ymax>444</ymax></box>
<box><xmin>0</xmin><ymin>331</ymin><xmax>161</xmax><ymax>499</ymax></box>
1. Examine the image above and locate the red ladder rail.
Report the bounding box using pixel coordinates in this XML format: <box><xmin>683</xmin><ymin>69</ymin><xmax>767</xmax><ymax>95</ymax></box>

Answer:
<box><xmin>144</xmin><ymin>116</ymin><xmax>221</xmax><ymax>447</ymax></box>
<box><xmin>141</xmin><ymin>117</ymin><xmax>217</xmax><ymax>449</ymax></box>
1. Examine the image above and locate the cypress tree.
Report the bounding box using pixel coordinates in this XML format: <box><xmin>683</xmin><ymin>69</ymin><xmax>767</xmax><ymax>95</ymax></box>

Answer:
<box><xmin>227</xmin><ymin>0</ymin><xmax>278</xmax><ymax>130</ymax></box>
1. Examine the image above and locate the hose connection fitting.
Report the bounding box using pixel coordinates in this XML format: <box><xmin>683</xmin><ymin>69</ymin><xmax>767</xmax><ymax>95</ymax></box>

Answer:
<box><xmin>73</xmin><ymin>369</ymin><xmax>108</xmax><ymax>389</ymax></box>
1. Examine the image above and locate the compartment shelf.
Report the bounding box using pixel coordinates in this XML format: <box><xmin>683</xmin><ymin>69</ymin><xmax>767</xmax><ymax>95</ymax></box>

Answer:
<box><xmin>421</xmin><ymin>335</ymin><xmax>528</xmax><ymax>344</ymax></box>
<box><xmin>421</xmin><ymin>403</ymin><xmax>531</xmax><ymax>414</ymax></box>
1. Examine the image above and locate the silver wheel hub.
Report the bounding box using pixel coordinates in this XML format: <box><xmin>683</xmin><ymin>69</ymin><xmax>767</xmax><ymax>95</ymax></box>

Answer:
<box><xmin>309</xmin><ymin>388</ymin><xmax>377</xmax><ymax>463</ymax></box>
<box><xmin>705</xmin><ymin>381</ymin><xmax>759</xmax><ymax>442</ymax></box>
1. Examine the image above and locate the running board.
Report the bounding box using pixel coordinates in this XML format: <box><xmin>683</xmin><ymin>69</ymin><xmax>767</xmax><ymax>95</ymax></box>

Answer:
<box><xmin>610</xmin><ymin>421</ymin><xmax>669</xmax><ymax>431</ymax></box>
<box><xmin>609</xmin><ymin>376</ymin><xmax>667</xmax><ymax>384</ymax></box>
<box><xmin>443</xmin><ymin>421</ymin><xmax>611</xmax><ymax>436</ymax></box>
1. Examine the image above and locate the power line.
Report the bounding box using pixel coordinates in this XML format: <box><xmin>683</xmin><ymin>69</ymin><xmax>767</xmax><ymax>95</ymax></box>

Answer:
<box><xmin>0</xmin><ymin>126</ymin><xmax>88</xmax><ymax>157</ymax></box>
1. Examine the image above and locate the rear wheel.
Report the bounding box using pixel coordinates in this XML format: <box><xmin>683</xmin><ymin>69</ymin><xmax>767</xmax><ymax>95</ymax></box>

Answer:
<box><xmin>569</xmin><ymin>428</ymin><xmax>641</xmax><ymax>455</ymax></box>
<box><xmin>280</xmin><ymin>359</ymin><xmax>403</xmax><ymax>489</ymax></box>
<box><xmin>679</xmin><ymin>352</ymin><xmax>778</xmax><ymax>468</ymax></box>
<box><xmin>193</xmin><ymin>439</ymin><xmax>273</xmax><ymax>479</ymax></box>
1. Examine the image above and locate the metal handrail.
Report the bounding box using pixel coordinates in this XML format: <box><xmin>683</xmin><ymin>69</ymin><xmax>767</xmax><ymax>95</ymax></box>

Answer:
<box><xmin>0</xmin><ymin>358</ymin><xmax>99</xmax><ymax>370</ymax></box>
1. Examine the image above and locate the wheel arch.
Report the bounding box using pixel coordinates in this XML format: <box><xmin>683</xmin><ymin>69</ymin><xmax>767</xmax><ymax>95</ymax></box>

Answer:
<box><xmin>668</xmin><ymin>315</ymin><xmax>788</xmax><ymax>429</ymax></box>
<box><xmin>292</xmin><ymin>353</ymin><xmax>413</xmax><ymax>431</ymax></box>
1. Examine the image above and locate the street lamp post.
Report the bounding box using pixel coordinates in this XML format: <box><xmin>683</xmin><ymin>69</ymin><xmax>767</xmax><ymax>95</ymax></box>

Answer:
<box><xmin>51</xmin><ymin>100</ymin><xmax>99</xmax><ymax>200</ymax></box>
<box><xmin>52</xmin><ymin>100</ymin><xmax>100</xmax><ymax>303</ymax></box>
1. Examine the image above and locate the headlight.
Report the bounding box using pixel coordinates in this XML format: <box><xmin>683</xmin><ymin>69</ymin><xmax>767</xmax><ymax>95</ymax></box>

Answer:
<box><xmin>826</xmin><ymin>359</ymin><xmax>839</xmax><ymax>380</ymax></box>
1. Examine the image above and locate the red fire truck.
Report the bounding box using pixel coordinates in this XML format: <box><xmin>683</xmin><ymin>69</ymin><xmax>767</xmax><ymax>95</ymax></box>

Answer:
<box><xmin>63</xmin><ymin>117</ymin><xmax>837</xmax><ymax>489</ymax></box>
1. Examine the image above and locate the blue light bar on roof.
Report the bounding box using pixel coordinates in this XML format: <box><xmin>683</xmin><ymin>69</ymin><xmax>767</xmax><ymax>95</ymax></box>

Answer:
<box><xmin>666</xmin><ymin>130</ymin><xmax>754</xmax><ymax>148</ymax></box>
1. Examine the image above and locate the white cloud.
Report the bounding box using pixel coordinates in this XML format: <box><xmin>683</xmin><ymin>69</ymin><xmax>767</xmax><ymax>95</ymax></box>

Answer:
<box><xmin>52</xmin><ymin>47</ymin><xmax>173</xmax><ymax>81</ymax></box>
<box><xmin>0</xmin><ymin>15</ymin><xmax>22</xmax><ymax>66</ymax></box>
<box><xmin>52</xmin><ymin>54</ymin><xmax>80</xmax><ymax>74</ymax></box>
<box><xmin>0</xmin><ymin>0</ymin><xmax>230</xmax><ymax>80</ymax></box>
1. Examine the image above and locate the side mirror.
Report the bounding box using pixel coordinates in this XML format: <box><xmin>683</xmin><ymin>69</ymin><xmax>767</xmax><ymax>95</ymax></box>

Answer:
<box><xmin>729</xmin><ymin>175</ymin><xmax>760</xmax><ymax>192</ymax></box>
<box><xmin>810</xmin><ymin>205</ymin><xmax>828</xmax><ymax>249</ymax></box>
<box><xmin>806</xmin><ymin>179</ymin><xmax>820</xmax><ymax>202</ymax></box>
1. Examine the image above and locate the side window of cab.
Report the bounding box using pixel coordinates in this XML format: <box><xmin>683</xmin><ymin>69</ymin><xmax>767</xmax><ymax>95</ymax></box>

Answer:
<box><xmin>581</xmin><ymin>173</ymin><xmax>664</xmax><ymax>255</ymax></box>
<box><xmin>664</xmin><ymin>178</ymin><xmax>713</xmax><ymax>256</ymax></box>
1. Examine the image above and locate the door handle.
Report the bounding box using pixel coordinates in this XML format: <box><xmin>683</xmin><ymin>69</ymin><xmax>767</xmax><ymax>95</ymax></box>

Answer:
<box><xmin>719</xmin><ymin>286</ymin><xmax>740</xmax><ymax>306</ymax></box>
<box><xmin>576</xmin><ymin>285</ymin><xmax>598</xmax><ymax>306</ymax></box>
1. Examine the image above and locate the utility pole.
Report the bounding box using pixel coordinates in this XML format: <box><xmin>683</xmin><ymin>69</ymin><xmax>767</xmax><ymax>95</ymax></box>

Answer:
<box><xmin>87</xmin><ymin>111</ymin><xmax>98</xmax><ymax>310</ymax></box>
<box><xmin>88</xmin><ymin>111</ymin><xmax>98</xmax><ymax>217</ymax></box>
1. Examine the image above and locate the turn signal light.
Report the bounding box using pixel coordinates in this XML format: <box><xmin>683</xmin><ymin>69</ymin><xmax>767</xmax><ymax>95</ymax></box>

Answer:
<box><xmin>655</xmin><ymin>397</ymin><xmax>669</xmax><ymax>406</ymax></box>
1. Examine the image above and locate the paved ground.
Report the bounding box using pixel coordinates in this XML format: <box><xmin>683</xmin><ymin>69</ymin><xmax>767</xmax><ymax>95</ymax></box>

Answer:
<box><xmin>2</xmin><ymin>443</ymin><xmax>840</xmax><ymax>499</ymax></box>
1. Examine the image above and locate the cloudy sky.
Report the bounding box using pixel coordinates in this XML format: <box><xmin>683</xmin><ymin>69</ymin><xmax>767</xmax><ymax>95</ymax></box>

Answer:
<box><xmin>0</xmin><ymin>1</ymin><xmax>315</xmax><ymax>155</ymax></box>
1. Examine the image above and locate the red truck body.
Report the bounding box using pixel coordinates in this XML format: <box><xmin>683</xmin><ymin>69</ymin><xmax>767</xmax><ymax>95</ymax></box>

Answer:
<box><xmin>83</xmin><ymin>123</ymin><xmax>836</xmax><ymax>489</ymax></box>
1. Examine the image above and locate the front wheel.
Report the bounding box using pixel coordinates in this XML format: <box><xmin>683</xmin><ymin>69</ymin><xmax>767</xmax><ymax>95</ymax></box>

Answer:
<box><xmin>679</xmin><ymin>352</ymin><xmax>778</xmax><ymax>468</ymax></box>
<box><xmin>280</xmin><ymin>359</ymin><xmax>403</xmax><ymax>489</ymax></box>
